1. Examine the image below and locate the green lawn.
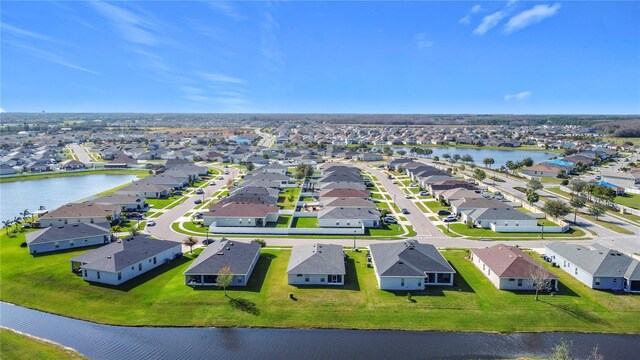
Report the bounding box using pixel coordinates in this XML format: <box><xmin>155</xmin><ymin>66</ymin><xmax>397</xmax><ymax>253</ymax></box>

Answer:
<box><xmin>414</xmin><ymin>201</ymin><xmax>429</xmax><ymax>213</ymax></box>
<box><xmin>578</xmin><ymin>213</ymin><xmax>635</xmax><ymax>235</ymax></box>
<box><xmin>546</xmin><ymin>187</ymin><xmax>572</xmax><ymax>199</ymax></box>
<box><xmin>273</xmin><ymin>215</ymin><xmax>292</xmax><ymax>228</ymax></box>
<box><xmin>366</xmin><ymin>223</ymin><xmax>403</xmax><ymax>236</ymax></box>
<box><xmin>436</xmin><ymin>225</ymin><xmax>461</xmax><ymax>237</ymax></box>
<box><xmin>146</xmin><ymin>195</ymin><xmax>186</xmax><ymax>210</ymax></box>
<box><xmin>447</xmin><ymin>224</ymin><xmax>585</xmax><ymax>239</ymax></box>
<box><xmin>425</xmin><ymin>201</ymin><xmax>450</xmax><ymax>213</ymax></box>
<box><xmin>290</xmin><ymin>217</ymin><xmax>318</xmax><ymax>228</ymax></box>
<box><xmin>390</xmin><ymin>203</ymin><xmax>401</xmax><ymax>213</ymax></box>
<box><xmin>277</xmin><ymin>187</ymin><xmax>301</xmax><ymax>210</ymax></box>
<box><xmin>375</xmin><ymin>201</ymin><xmax>391</xmax><ymax>211</ymax></box>
<box><xmin>0</xmin><ymin>329</ymin><xmax>87</xmax><ymax>360</ymax></box>
<box><xmin>370</xmin><ymin>192</ymin><xmax>383</xmax><ymax>200</ymax></box>
<box><xmin>300</xmin><ymin>196</ymin><xmax>315</xmax><ymax>202</ymax></box>
<box><xmin>183</xmin><ymin>221</ymin><xmax>208</xmax><ymax>234</ymax></box>
<box><xmin>1</xmin><ymin>231</ymin><xmax>638</xmax><ymax>333</ymax></box>
<box><xmin>614</xmin><ymin>193</ymin><xmax>639</xmax><ymax>210</ymax></box>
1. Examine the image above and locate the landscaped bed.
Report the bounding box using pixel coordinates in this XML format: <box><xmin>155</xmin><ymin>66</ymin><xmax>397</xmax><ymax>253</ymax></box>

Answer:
<box><xmin>1</xmin><ymin>231</ymin><xmax>638</xmax><ymax>333</ymax></box>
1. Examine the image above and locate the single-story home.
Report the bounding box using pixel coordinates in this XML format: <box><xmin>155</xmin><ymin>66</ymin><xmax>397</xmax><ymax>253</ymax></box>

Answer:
<box><xmin>471</xmin><ymin>243</ymin><xmax>558</xmax><ymax>291</ymax></box>
<box><xmin>26</xmin><ymin>222</ymin><xmax>112</xmax><ymax>255</ymax></box>
<box><xmin>90</xmin><ymin>194</ymin><xmax>148</xmax><ymax>211</ymax></box>
<box><xmin>116</xmin><ymin>182</ymin><xmax>172</xmax><ymax>199</ymax></box>
<box><xmin>317</xmin><ymin>207</ymin><xmax>380</xmax><ymax>228</ymax></box>
<box><xmin>184</xmin><ymin>239</ymin><xmax>261</xmax><ymax>287</ymax></box>
<box><xmin>70</xmin><ymin>236</ymin><xmax>182</xmax><ymax>286</ymax></box>
<box><xmin>369</xmin><ymin>240</ymin><xmax>456</xmax><ymax>290</ymax></box>
<box><xmin>38</xmin><ymin>203</ymin><xmax>121</xmax><ymax>227</ymax></box>
<box><xmin>545</xmin><ymin>242</ymin><xmax>640</xmax><ymax>293</ymax></box>
<box><xmin>461</xmin><ymin>207</ymin><xmax>539</xmax><ymax>232</ymax></box>
<box><xmin>287</xmin><ymin>243</ymin><xmax>345</xmax><ymax>285</ymax></box>
<box><xmin>203</xmin><ymin>202</ymin><xmax>280</xmax><ymax>227</ymax></box>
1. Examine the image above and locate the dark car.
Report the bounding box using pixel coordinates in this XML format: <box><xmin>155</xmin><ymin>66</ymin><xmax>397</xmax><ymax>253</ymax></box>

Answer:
<box><xmin>202</xmin><ymin>238</ymin><xmax>215</xmax><ymax>245</ymax></box>
<box><xmin>126</xmin><ymin>212</ymin><xmax>144</xmax><ymax>219</ymax></box>
<box><xmin>194</xmin><ymin>199</ymin><xmax>202</xmax><ymax>204</ymax></box>
<box><xmin>401</xmin><ymin>208</ymin><xmax>410</xmax><ymax>214</ymax></box>
<box><xmin>174</xmin><ymin>191</ymin><xmax>183</xmax><ymax>196</ymax></box>
<box><xmin>437</xmin><ymin>210</ymin><xmax>451</xmax><ymax>216</ymax></box>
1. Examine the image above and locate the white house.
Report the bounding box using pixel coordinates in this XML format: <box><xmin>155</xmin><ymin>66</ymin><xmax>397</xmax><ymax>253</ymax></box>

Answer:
<box><xmin>369</xmin><ymin>240</ymin><xmax>455</xmax><ymax>291</ymax></box>
<box><xmin>203</xmin><ymin>202</ymin><xmax>280</xmax><ymax>227</ymax></box>
<box><xmin>287</xmin><ymin>243</ymin><xmax>345</xmax><ymax>286</ymax></box>
<box><xmin>70</xmin><ymin>236</ymin><xmax>182</xmax><ymax>286</ymax></box>
<box><xmin>26</xmin><ymin>223</ymin><xmax>112</xmax><ymax>255</ymax></box>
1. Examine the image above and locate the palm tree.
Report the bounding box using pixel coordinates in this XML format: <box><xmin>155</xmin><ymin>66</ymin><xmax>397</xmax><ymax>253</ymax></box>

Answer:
<box><xmin>2</xmin><ymin>220</ymin><xmax>12</xmax><ymax>236</ymax></box>
<box><xmin>21</xmin><ymin>209</ymin><xmax>31</xmax><ymax>225</ymax></box>
<box><xmin>13</xmin><ymin>216</ymin><xmax>22</xmax><ymax>232</ymax></box>
<box><xmin>129</xmin><ymin>226</ymin><xmax>140</xmax><ymax>237</ymax></box>
<box><xmin>184</xmin><ymin>236</ymin><xmax>198</xmax><ymax>253</ymax></box>
<box><xmin>483</xmin><ymin>157</ymin><xmax>495</xmax><ymax>170</ymax></box>
<box><xmin>424</xmin><ymin>148</ymin><xmax>433</xmax><ymax>158</ymax></box>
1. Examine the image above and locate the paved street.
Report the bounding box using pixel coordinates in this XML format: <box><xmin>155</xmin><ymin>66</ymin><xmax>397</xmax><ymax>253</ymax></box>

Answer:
<box><xmin>69</xmin><ymin>144</ymin><xmax>94</xmax><ymax>164</ymax></box>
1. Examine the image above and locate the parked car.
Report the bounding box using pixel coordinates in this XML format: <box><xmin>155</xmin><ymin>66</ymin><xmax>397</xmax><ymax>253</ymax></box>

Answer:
<box><xmin>401</xmin><ymin>208</ymin><xmax>410</xmax><ymax>214</ymax></box>
<box><xmin>443</xmin><ymin>215</ymin><xmax>457</xmax><ymax>222</ymax></box>
<box><xmin>383</xmin><ymin>217</ymin><xmax>397</xmax><ymax>224</ymax></box>
<box><xmin>419</xmin><ymin>191</ymin><xmax>428</xmax><ymax>196</ymax></box>
<box><xmin>387</xmin><ymin>174</ymin><xmax>393</xmax><ymax>179</ymax></box>
<box><xmin>202</xmin><ymin>238</ymin><xmax>215</xmax><ymax>245</ymax></box>
<box><xmin>218</xmin><ymin>176</ymin><xmax>224</xmax><ymax>180</ymax></box>
<box><xmin>210</xmin><ymin>182</ymin><xmax>216</xmax><ymax>186</ymax></box>
<box><xmin>437</xmin><ymin>210</ymin><xmax>451</xmax><ymax>216</ymax></box>
<box><xmin>224</xmin><ymin>170</ymin><xmax>230</xmax><ymax>175</ymax></box>
<box><xmin>377</xmin><ymin>165</ymin><xmax>385</xmax><ymax>168</ymax></box>
<box><xmin>147</xmin><ymin>220</ymin><xmax>156</xmax><ymax>227</ymax></box>
<box><xmin>392</xmin><ymin>180</ymin><xmax>398</xmax><ymax>184</ymax></box>
<box><xmin>194</xmin><ymin>199</ymin><xmax>202</xmax><ymax>204</ymax></box>
<box><xmin>195</xmin><ymin>188</ymin><xmax>204</xmax><ymax>194</ymax></box>
<box><xmin>595</xmin><ymin>175</ymin><xmax>602</xmax><ymax>180</ymax></box>
<box><xmin>404</xmin><ymin>194</ymin><xmax>412</xmax><ymax>199</ymax></box>
<box><xmin>410</xmin><ymin>183</ymin><xmax>419</xmax><ymax>187</ymax></box>
<box><xmin>126</xmin><ymin>212</ymin><xmax>144</xmax><ymax>219</ymax></box>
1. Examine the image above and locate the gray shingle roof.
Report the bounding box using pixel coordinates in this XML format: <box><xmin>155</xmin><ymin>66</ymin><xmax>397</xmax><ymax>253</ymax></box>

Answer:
<box><xmin>184</xmin><ymin>239</ymin><xmax>261</xmax><ymax>275</ymax></box>
<box><xmin>545</xmin><ymin>242</ymin><xmax>639</xmax><ymax>279</ymax></box>
<box><xmin>369</xmin><ymin>240</ymin><xmax>455</xmax><ymax>277</ymax></box>
<box><xmin>466</xmin><ymin>207</ymin><xmax>536</xmax><ymax>221</ymax></box>
<box><xmin>318</xmin><ymin>206</ymin><xmax>380</xmax><ymax>220</ymax></box>
<box><xmin>70</xmin><ymin>236</ymin><xmax>180</xmax><ymax>272</ymax></box>
<box><xmin>287</xmin><ymin>244</ymin><xmax>345</xmax><ymax>275</ymax></box>
<box><xmin>26</xmin><ymin>222</ymin><xmax>110</xmax><ymax>245</ymax></box>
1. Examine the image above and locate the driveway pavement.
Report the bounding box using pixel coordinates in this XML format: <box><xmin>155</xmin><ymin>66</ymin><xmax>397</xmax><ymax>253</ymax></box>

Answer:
<box><xmin>69</xmin><ymin>144</ymin><xmax>94</xmax><ymax>164</ymax></box>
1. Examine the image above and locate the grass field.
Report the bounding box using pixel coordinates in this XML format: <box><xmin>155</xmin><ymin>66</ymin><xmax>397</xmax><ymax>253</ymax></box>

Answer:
<box><xmin>0</xmin><ymin>169</ymin><xmax>149</xmax><ymax>183</ymax></box>
<box><xmin>1</xmin><ymin>230</ymin><xmax>638</xmax><ymax>333</ymax></box>
<box><xmin>447</xmin><ymin>224</ymin><xmax>585</xmax><ymax>239</ymax></box>
<box><xmin>146</xmin><ymin>195</ymin><xmax>186</xmax><ymax>210</ymax></box>
<box><xmin>0</xmin><ymin>329</ymin><xmax>87</xmax><ymax>360</ymax></box>
<box><xmin>614</xmin><ymin>193</ymin><xmax>639</xmax><ymax>210</ymax></box>
<box><xmin>277</xmin><ymin>187</ymin><xmax>301</xmax><ymax>210</ymax></box>
<box><xmin>578</xmin><ymin>213</ymin><xmax>635</xmax><ymax>235</ymax></box>
<box><xmin>425</xmin><ymin>201</ymin><xmax>450</xmax><ymax>213</ymax></box>
<box><xmin>291</xmin><ymin>217</ymin><xmax>318</xmax><ymax>228</ymax></box>
<box><xmin>272</xmin><ymin>215</ymin><xmax>292</xmax><ymax>228</ymax></box>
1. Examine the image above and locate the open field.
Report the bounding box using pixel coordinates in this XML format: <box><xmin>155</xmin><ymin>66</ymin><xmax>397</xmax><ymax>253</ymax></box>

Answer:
<box><xmin>0</xmin><ymin>169</ymin><xmax>149</xmax><ymax>183</ymax></box>
<box><xmin>1</xmin><ymin>230</ymin><xmax>638</xmax><ymax>333</ymax></box>
<box><xmin>0</xmin><ymin>328</ymin><xmax>87</xmax><ymax>360</ymax></box>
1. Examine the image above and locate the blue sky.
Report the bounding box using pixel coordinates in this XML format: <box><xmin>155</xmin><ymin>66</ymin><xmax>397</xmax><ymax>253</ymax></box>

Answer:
<box><xmin>1</xmin><ymin>1</ymin><xmax>639</xmax><ymax>114</ymax></box>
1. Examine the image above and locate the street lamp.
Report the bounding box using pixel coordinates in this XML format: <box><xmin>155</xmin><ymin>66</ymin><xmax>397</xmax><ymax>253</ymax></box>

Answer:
<box><xmin>540</xmin><ymin>220</ymin><xmax>545</xmax><ymax>239</ymax></box>
<box><xmin>353</xmin><ymin>230</ymin><xmax>357</xmax><ymax>250</ymax></box>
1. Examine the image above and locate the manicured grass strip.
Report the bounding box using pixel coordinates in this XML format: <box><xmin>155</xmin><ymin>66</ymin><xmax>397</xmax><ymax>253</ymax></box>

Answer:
<box><xmin>447</xmin><ymin>224</ymin><xmax>585</xmax><ymax>239</ymax></box>
<box><xmin>546</xmin><ymin>187</ymin><xmax>571</xmax><ymax>199</ymax></box>
<box><xmin>425</xmin><ymin>201</ymin><xmax>449</xmax><ymax>213</ymax></box>
<box><xmin>0</xmin><ymin>169</ymin><xmax>149</xmax><ymax>183</ymax></box>
<box><xmin>273</xmin><ymin>215</ymin><xmax>292</xmax><ymax>228</ymax></box>
<box><xmin>436</xmin><ymin>225</ymin><xmax>461</xmax><ymax>237</ymax></box>
<box><xmin>390</xmin><ymin>203</ymin><xmax>401</xmax><ymax>213</ymax></box>
<box><xmin>375</xmin><ymin>202</ymin><xmax>391</xmax><ymax>211</ymax></box>
<box><xmin>614</xmin><ymin>193</ymin><xmax>639</xmax><ymax>210</ymax></box>
<box><xmin>578</xmin><ymin>213</ymin><xmax>635</xmax><ymax>235</ymax></box>
<box><xmin>1</xmin><ymin>231</ymin><xmax>638</xmax><ymax>333</ymax></box>
<box><xmin>291</xmin><ymin>217</ymin><xmax>318</xmax><ymax>228</ymax></box>
<box><xmin>0</xmin><ymin>328</ymin><xmax>87</xmax><ymax>360</ymax></box>
<box><xmin>146</xmin><ymin>196</ymin><xmax>185</xmax><ymax>210</ymax></box>
<box><xmin>414</xmin><ymin>201</ymin><xmax>429</xmax><ymax>213</ymax></box>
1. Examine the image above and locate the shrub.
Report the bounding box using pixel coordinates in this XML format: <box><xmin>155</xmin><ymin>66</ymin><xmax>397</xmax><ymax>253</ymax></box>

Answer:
<box><xmin>255</xmin><ymin>239</ymin><xmax>266</xmax><ymax>247</ymax></box>
<box><xmin>407</xmin><ymin>292</ymin><xmax>413</xmax><ymax>302</ymax></box>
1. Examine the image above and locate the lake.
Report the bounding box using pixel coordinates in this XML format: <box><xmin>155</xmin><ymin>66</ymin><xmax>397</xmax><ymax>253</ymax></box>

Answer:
<box><xmin>373</xmin><ymin>147</ymin><xmax>556</xmax><ymax>168</ymax></box>
<box><xmin>1</xmin><ymin>302</ymin><xmax>638</xmax><ymax>360</ymax></box>
<box><xmin>0</xmin><ymin>174</ymin><xmax>138</xmax><ymax>222</ymax></box>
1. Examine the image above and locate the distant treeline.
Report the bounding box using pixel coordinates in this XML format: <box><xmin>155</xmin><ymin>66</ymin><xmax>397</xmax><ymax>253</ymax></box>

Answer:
<box><xmin>593</xmin><ymin>119</ymin><xmax>640</xmax><ymax>138</ymax></box>
<box><xmin>0</xmin><ymin>112</ymin><xmax>638</xmax><ymax>133</ymax></box>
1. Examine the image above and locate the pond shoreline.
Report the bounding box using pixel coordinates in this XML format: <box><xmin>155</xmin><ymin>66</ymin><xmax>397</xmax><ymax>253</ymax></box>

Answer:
<box><xmin>0</xmin><ymin>168</ymin><xmax>148</xmax><ymax>183</ymax></box>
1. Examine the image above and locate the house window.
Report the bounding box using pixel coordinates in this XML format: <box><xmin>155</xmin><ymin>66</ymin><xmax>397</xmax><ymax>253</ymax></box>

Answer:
<box><xmin>83</xmin><ymin>270</ymin><xmax>87</xmax><ymax>277</ymax></box>
<box><xmin>517</xmin><ymin>279</ymin><xmax>522</xmax><ymax>287</ymax></box>
<box><xmin>297</xmin><ymin>274</ymin><xmax>303</xmax><ymax>277</ymax></box>
<box><xmin>575</xmin><ymin>267</ymin><xmax>578</xmax><ymax>275</ymax></box>
<box><xmin>321</xmin><ymin>277</ymin><xmax>325</xmax><ymax>282</ymax></box>
<box><xmin>613</xmin><ymin>278</ymin><xmax>617</xmax><ymax>283</ymax></box>
<box><xmin>437</xmin><ymin>273</ymin><xmax>451</xmax><ymax>283</ymax></box>
<box><xmin>509</xmin><ymin>279</ymin><xmax>515</xmax><ymax>282</ymax></box>
<box><xmin>336</xmin><ymin>222</ymin><xmax>340</xmax><ymax>226</ymax></box>
<box><xmin>118</xmin><ymin>272</ymin><xmax>122</xmax><ymax>281</ymax></box>
<box><xmin>347</xmin><ymin>221</ymin><xmax>350</xmax><ymax>226</ymax></box>
<box><xmin>90</xmin><ymin>218</ymin><xmax>94</xmax><ymax>223</ymax></box>
<box><xmin>97</xmin><ymin>271</ymin><xmax>100</xmax><ymax>279</ymax></box>
<box><xmin>149</xmin><ymin>259</ymin><xmax>152</xmax><ymax>263</ymax></box>
<box><xmin>55</xmin><ymin>242</ymin><xmax>59</xmax><ymax>248</ymax></box>
<box><xmin>400</xmin><ymin>278</ymin><xmax>405</xmax><ymax>286</ymax></box>
<box><xmin>139</xmin><ymin>263</ymin><xmax>142</xmax><ymax>271</ymax></box>
<box><xmin>153</xmin><ymin>257</ymin><xmax>157</xmax><ymax>264</ymax></box>
<box><xmin>595</xmin><ymin>278</ymin><xmax>600</xmax><ymax>286</ymax></box>
<box><xmin>305</xmin><ymin>275</ymin><xmax>309</xmax><ymax>282</ymax></box>
<box><xmin>69</xmin><ymin>241</ymin><xmax>74</xmax><ymax>247</ymax></box>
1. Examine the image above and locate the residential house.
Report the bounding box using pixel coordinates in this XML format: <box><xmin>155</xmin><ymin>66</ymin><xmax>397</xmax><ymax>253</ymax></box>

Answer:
<box><xmin>461</xmin><ymin>207</ymin><xmax>539</xmax><ymax>232</ymax></box>
<box><xmin>90</xmin><ymin>194</ymin><xmax>148</xmax><ymax>211</ymax></box>
<box><xmin>26</xmin><ymin>222</ymin><xmax>112</xmax><ymax>254</ymax></box>
<box><xmin>317</xmin><ymin>207</ymin><xmax>380</xmax><ymax>228</ymax></box>
<box><xmin>116</xmin><ymin>182</ymin><xmax>172</xmax><ymax>199</ymax></box>
<box><xmin>70</xmin><ymin>236</ymin><xmax>182</xmax><ymax>286</ymax></box>
<box><xmin>471</xmin><ymin>244</ymin><xmax>558</xmax><ymax>291</ymax></box>
<box><xmin>184</xmin><ymin>239</ymin><xmax>261</xmax><ymax>287</ymax></box>
<box><xmin>369</xmin><ymin>240</ymin><xmax>455</xmax><ymax>290</ymax></box>
<box><xmin>287</xmin><ymin>243</ymin><xmax>346</xmax><ymax>285</ymax></box>
<box><xmin>39</xmin><ymin>203</ymin><xmax>121</xmax><ymax>227</ymax></box>
<box><xmin>203</xmin><ymin>202</ymin><xmax>280</xmax><ymax>227</ymax></box>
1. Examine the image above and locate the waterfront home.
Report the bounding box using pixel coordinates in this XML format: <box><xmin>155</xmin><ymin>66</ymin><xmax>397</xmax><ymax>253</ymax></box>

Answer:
<box><xmin>369</xmin><ymin>240</ymin><xmax>455</xmax><ymax>290</ymax></box>
<box><xmin>59</xmin><ymin>159</ymin><xmax>87</xmax><ymax>170</ymax></box>
<box><xmin>317</xmin><ymin>207</ymin><xmax>380</xmax><ymax>228</ymax></box>
<box><xmin>287</xmin><ymin>243</ymin><xmax>345</xmax><ymax>285</ymax></box>
<box><xmin>184</xmin><ymin>239</ymin><xmax>261</xmax><ymax>287</ymax></box>
<box><xmin>38</xmin><ymin>203</ymin><xmax>121</xmax><ymax>227</ymax></box>
<box><xmin>90</xmin><ymin>194</ymin><xmax>148</xmax><ymax>211</ymax></box>
<box><xmin>471</xmin><ymin>244</ymin><xmax>558</xmax><ymax>291</ymax></box>
<box><xmin>105</xmin><ymin>153</ymin><xmax>136</xmax><ymax>168</ymax></box>
<box><xmin>521</xmin><ymin>164</ymin><xmax>564</xmax><ymax>178</ymax></box>
<box><xmin>70</xmin><ymin>236</ymin><xmax>182</xmax><ymax>286</ymax></box>
<box><xmin>203</xmin><ymin>202</ymin><xmax>280</xmax><ymax>227</ymax></box>
<box><xmin>144</xmin><ymin>174</ymin><xmax>190</xmax><ymax>189</ymax></box>
<box><xmin>116</xmin><ymin>182</ymin><xmax>172</xmax><ymax>199</ymax></box>
<box><xmin>545</xmin><ymin>242</ymin><xmax>640</xmax><ymax>293</ymax></box>
<box><xmin>461</xmin><ymin>207</ymin><xmax>539</xmax><ymax>232</ymax></box>
<box><xmin>0</xmin><ymin>164</ymin><xmax>17</xmax><ymax>175</ymax></box>
<box><xmin>26</xmin><ymin>222</ymin><xmax>112</xmax><ymax>255</ymax></box>
<box><xmin>358</xmin><ymin>153</ymin><xmax>384</xmax><ymax>162</ymax></box>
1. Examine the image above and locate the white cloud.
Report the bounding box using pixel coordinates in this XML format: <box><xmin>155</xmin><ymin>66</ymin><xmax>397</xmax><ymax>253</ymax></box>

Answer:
<box><xmin>504</xmin><ymin>91</ymin><xmax>532</xmax><ymax>101</ymax></box>
<box><xmin>0</xmin><ymin>107</ymin><xmax>5</xmax><ymax>113</ymax></box>
<box><xmin>199</xmin><ymin>72</ymin><xmax>245</xmax><ymax>84</ymax></box>
<box><xmin>474</xmin><ymin>11</ymin><xmax>507</xmax><ymax>35</ymax></box>
<box><xmin>459</xmin><ymin>15</ymin><xmax>471</xmax><ymax>25</ymax></box>
<box><xmin>413</xmin><ymin>33</ymin><xmax>434</xmax><ymax>49</ymax></box>
<box><xmin>505</xmin><ymin>3</ymin><xmax>561</xmax><ymax>33</ymax></box>
<box><xmin>459</xmin><ymin>4</ymin><xmax>482</xmax><ymax>25</ymax></box>
<box><xmin>207</xmin><ymin>1</ymin><xmax>246</xmax><ymax>20</ymax></box>
<box><xmin>8</xmin><ymin>42</ymin><xmax>99</xmax><ymax>75</ymax></box>
<box><xmin>471</xmin><ymin>4</ymin><xmax>483</xmax><ymax>13</ymax></box>
<box><xmin>90</xmin><ymin>1</ymin><xmax>158</xmax><ymax>45</ymax></box>
<box><xmin>261</xmin><ymin>12</ymin><xmax>284</xmax><ymax>67</ymax></box>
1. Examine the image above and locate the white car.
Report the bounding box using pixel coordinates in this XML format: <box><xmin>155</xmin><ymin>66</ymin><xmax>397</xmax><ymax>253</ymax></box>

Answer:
<box><xmin>147</xmin><ymin>220</ymin><xmax>156</xmax><ymax>227</ymax></box>
<box><xmin>405</xmin><ymin>194</ymin><xmax>412</xmax><ymax>199</ymax></box>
